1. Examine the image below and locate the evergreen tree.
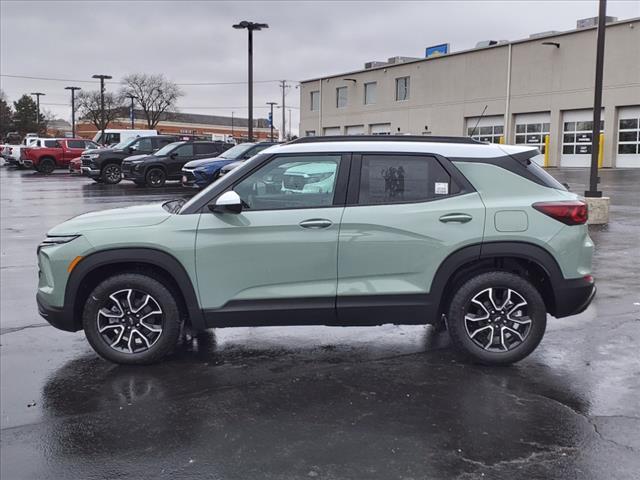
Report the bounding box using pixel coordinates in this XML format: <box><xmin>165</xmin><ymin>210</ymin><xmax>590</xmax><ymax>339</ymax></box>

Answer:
<box><xmin>0</xmin><ymin>90</ymin><xmax>14</xmax><ymax>139</ymax></box>
<box><xmin>12</xmin><ymin>94</ymin><xmax>45</xmax><ymax>136</ymax></box>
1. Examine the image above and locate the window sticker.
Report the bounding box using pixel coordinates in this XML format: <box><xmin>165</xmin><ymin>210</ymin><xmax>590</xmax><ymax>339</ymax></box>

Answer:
<box><xmin>435</xmin><ymin>182</ymin><xmax>449</xmax><ymax>195</ymax></box>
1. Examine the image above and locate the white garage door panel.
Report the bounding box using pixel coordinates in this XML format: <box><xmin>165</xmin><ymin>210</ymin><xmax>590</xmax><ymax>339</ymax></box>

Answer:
<box><xmin>323</xmin><ymin>126</ymin><xmax>340</xmax><ymax>136</ymax></box>
<box><xmin>345</xmin><ymin>125</ymin><xmax>365</xmax><ymax>135</ymax></box>
<box><xmin>616</xmin><ymin>106</ymin><xmax>640</xmax><ymax>168</ymax></box>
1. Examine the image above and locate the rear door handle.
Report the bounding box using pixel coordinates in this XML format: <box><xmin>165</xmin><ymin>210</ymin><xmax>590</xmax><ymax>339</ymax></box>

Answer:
<box><xmin>439</xmin><ymin>213</ymin><xmax>473</xmax><ymax>223</ymax></box>
<box><xmin>299</xmin><ymin>218</ymin><xmax>333</xmax><ymax>229</ymax></box>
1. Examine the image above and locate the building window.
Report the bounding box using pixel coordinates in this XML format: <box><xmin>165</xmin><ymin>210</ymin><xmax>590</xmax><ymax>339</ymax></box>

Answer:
<box><xmin>562</xmin><ymin>120</ymin><xmax>604</xmax><ymax>155</ymax></box>
<box><xmin>364</xmin><ymin>82</ymin><xmax>376</xmax><ymax>105</ymax></box>
<box><xmin>515</xmin><ymin>122</ymin><xmax>550</xmax><ymax>153</ymax></box>
<box><xmin>395</xmin><ymin>77</ymin><xmax>410</xmax><ymax>101</ymax></box>
<box><xmin>305</xmin><ymin>130</ymin><xmax>316</xmax><ymax>137</ymax></box>
<box><xmin>370</xmin><ymin>123</ymin><xmax>391</xmax><ymax>135</ymax></box>
<box><xmin>336</xmin><ymin>87</ymin><xmax>347</xmax><ymax>108</ymax></box>
<box><xmin>310</xmin><ymin>91</ymin><xmax>319</xmax><ymax>111</ymax></box>
<box><xmin>618</xmin><ymin>116</ymin><xmax>639</xmax><ymax>154</ymax></box>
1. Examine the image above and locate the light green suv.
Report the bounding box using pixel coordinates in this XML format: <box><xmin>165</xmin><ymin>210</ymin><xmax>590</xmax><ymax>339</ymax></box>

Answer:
<box><xmin>37</xmin><ymin>136</ymin><xmax>595</xmax><ymax>365</ymax></box>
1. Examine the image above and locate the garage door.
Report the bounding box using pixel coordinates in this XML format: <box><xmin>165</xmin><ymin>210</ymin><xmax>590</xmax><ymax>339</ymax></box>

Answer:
<box><xmin>370</xmin><ymin>123</ymin><xmax>391</xmax><ymax>135</ymax></box>
<box><xmin>466</xmin><ymin>115</ymin><xmax>503</xmax><ymax>143</ymax></box>
<box><xmin>514</xmin><ymin>112</ymin><xmax>550</xmax><ymax>166</ymax></box>
<box><xmin>345</xmin><ymin>125</ymin><xmax>365</xmax><ymax>135</ymax></box>
<box><xmin>616</xmin><ymin>106</ymin><xmax>640</xmax><ymax>168</ymax></box>
<box><xmin>323</xmin><ymin>126</ymin><xmax>341</xmax><ymax>136</ymax></box>
<box><xmin>561</xmin><ymin>109</ymin><xmax>604</xmax><ymax>167</ymax></box>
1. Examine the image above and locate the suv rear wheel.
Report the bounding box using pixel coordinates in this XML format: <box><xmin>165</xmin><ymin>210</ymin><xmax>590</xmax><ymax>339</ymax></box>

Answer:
<box><xmin>447</xmin><ymin>271</ymin><xmax>546</xmax><ymax>365</ymax></box>
<box><xmin>101</xmin><ymin>163</ymin><xmax>122</xmax><ymax>184</ymax></box>
<box><xmin>82</xmin><ymin>273</ymin><xmax>182</xmax><ymax>364</ymax></box>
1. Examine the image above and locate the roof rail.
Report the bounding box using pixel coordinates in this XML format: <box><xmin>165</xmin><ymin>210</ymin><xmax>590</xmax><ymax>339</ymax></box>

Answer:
<box><xmin>288</xmin><ymin>135</ymin><xmax>485</xmax><ymax>145</ymax></box>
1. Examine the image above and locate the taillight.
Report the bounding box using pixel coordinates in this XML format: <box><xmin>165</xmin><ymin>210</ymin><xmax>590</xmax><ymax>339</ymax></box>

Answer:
<box><xmin>532</xmin><ymin>201</ymin><xmax>588</xmax><ymax>225</ymax></box>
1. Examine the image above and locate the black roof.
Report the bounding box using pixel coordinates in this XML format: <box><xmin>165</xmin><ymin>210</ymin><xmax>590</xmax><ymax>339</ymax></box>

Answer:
<box><xmin>288</xmin><ymin>135</ymin><xmax>483</xmax><ymax>145</ymax></box>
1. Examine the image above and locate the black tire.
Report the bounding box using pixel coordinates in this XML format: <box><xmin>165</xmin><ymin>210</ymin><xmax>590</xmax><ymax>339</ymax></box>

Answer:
<box><xmin>93</xmin><ymin>177</ymin><xmax>104</xmax><ymax>183</ymax></box>
<box><xmin>82</xmin><ymin>273</ymin><xmax>182</xmax><ymax>365</ymax></box>
<box><xmin>447</xmin><ymin>271</ymin><xmax>546</xmax><ymax>365</ymax></box>
<box><xmin>37</xmin><ymin>158</ymin><xmax>56</xmax><ymax>174</ymax></box>
<box><xmin>101</xmin><ymin>163</ymin><xmax>122</xmax><ymax>184</ymax></box>
<box><xmin>145</xmin><ymin>167</ymin><xmax>166</xmax><ymax>187</ymax></box>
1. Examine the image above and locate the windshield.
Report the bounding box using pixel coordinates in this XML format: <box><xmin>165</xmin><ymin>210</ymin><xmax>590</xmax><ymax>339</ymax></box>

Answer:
<box><xmin>112</xmin><ymin>137</ymin><xmax>138</xmax><ymax>150</ymax></box>
<box><xmin>219</xmin><ymin>143</ymin><xmax>254</xmax><ymax>159</ymax></box>
<box><xmin>154</xmin><ymin>142</ymin><xmax>183</xmax><ymax>156</ymax></box>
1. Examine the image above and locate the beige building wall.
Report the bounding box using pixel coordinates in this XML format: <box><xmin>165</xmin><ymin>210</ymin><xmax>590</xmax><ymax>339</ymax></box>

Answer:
<box><xmin>299</xmin><ymin>18</ymin><xmax>640</xmax><ymax>167</ymax></box>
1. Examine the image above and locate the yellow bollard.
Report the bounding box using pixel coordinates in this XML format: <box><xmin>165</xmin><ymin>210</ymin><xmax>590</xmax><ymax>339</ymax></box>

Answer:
<box><xmin>598</xmin><ymin>133</ymin><xmax>604</xmax><ymax>168</ymax></box>
<box><xmin>544</xmin><ymin>134</ymin><xmax>550</xmax><ymax>167</ymax></box>
<box><xmin>499</xmin><ymin>135</ymin><xmax>505</xmax><ymax>144</ymax></box>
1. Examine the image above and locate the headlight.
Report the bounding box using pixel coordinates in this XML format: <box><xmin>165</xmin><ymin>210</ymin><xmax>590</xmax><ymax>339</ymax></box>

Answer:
<box><xmin>39</xmin><ymin>235</ymin><xmax>80</xmax><ymax>248</ymax></box>
<box><xmin>87</xmin><ymin>154</ymin><xmax>100</xmax><ymax>159</ymax></box>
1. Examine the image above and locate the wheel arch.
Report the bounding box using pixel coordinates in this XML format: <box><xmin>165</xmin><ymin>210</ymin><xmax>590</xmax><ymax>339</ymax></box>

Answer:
<box><xmin>64</xmin><ymin>248</ymin><xmax>204</xmax><ymax>332</ymax></box>
<box><xmin>432</xmin><ymin>242</ymin><xmax>562</xmax><ymax>318</ymax></box>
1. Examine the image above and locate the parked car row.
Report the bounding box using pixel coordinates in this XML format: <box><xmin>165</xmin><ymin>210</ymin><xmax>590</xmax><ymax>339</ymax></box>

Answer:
<box><xmin>2</xmin><ymin>131</ymin><xmax>279</xmax><ymax>190</ymax></box>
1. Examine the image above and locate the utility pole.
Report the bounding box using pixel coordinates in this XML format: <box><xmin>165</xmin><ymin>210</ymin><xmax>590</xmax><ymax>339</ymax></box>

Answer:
<box><xmin>288</xmin><ymin>108</ymin><xmax>292</xmax><ymax>140</ymax></box>
<box><xmin>125</xmin><ymin>94</ymin><xmax>136</xmax><ymax>129</ymax></box>
<box><xmin>585</xmin><ymin>0</ymin><xmax>607</xmax><ymax>198</ymax></box>
<box><xmin>233</xmin><ymin>21</ymin><xmax>268</xmax><ymax>142</ymax></box>
<box><xmin>280</xmin><ymin>80</ymin><xmax>288</xmax><ymax>141</ymax></box>
<box><xmin>92</xmin><ymin>74</ymin><xmax>112</xmax><ymax>133</ymax></box>
<box><xmin>30</xmin><ymin>92</ymin><xmax>45</xmax><ymax>134</ymax></box>
<box><xmin>266</xmin><ymin>102</ymin><xmax>277</xmax><ymax>141</ymax></box>
<box><xmin>64</xmin><ymin>87</ymin><xmax>81</xmax><ymax>137</ymax></box>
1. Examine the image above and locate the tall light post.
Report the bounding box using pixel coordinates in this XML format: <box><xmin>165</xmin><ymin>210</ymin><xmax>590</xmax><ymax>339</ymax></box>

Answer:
<box><xmin>233</xmin><ymin>20</ymin><xmax>268</xmax><ymax>141</ymax></box>
<box><xmin>30</xmin><ymin>92</ymin><xmax>45</xmax><ymax>134</ymax></box>
<box><xmin>92</xmin><ymin>74</ymin><xmax>112</xmax><ymax>133</ymax></box>
<box><xmin>65</xmin><ymin>86</ymin><xmax>81</xmax><ymax>137</ymax></box>
<box><xmin>125</xmin><ymin>94</ymin><xmax>137</xmax><ymax>129</ymax></box>
<box><xmin>585</xmin><ymin>0</ymin><xmax>607</xmax><ymax>198</ymax></box>
<box><xmin>266</xmin><ymin>102</ymin><xmax>277</xmax><ymax>141</ymax></box>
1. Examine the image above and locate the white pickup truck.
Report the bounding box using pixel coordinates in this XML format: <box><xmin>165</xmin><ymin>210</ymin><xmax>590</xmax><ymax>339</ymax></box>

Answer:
<box><xmin>2</xmin><ymin>135</ymin><xmax>40</xmax><ymax>166</ymax></box>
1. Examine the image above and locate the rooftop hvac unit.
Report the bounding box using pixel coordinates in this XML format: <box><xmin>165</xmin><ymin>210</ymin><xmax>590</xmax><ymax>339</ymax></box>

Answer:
<box><xmin>386</xmin><ymin>56</ymin><xmax>421</xmax><ymax>65</ymax></box>
<box><xmin>529</xmin><ymin>30</ymin><xmax>560</xmax><ymax>39</ymax></box>
<box><xmin>577</xmin><ymin>16</ymin><xmax>617</xmax><ymax>29</ymax></box>
<box><xmin>364</xmin><ymin>61</ymin><xmax>387</xmax><ymax>69</ymax></box>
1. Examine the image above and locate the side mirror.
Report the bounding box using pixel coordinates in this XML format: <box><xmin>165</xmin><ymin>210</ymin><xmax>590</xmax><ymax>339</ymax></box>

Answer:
<box><xmin>170</xmin><ymin>152</ymin><xmax>178</xmax><ymax>159</ymax></box>
<box><xmin>209</xmin><ymin>190</ymin><xmax>242</xmax><ymax>214</ymax></box>
<box><xmin>128</xmin><ymin>146</ymin><xmax>136</xmax><ymax>153</ymax></box>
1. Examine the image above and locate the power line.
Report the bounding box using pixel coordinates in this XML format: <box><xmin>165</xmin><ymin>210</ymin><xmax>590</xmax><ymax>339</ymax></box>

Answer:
<box><xmin>1</xmin><ymin>74</ymin><xmax>298</xmax><ymax>86</ymax></box>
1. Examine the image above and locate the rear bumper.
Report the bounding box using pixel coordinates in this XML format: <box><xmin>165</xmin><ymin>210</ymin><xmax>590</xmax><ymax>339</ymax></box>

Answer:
<box><xmin>553</xmin><ymin>276</ymin><xmax>596</xmax><ymax>318</ymax></box>
<box><xmin>36</xmin><ymin>292</ymin><xmax>78</xmax><ymax>332</ymax></box>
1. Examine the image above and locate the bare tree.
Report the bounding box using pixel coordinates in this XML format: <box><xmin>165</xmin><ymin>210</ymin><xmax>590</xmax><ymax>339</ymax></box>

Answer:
<box><xmin>76</xmin><ymin>90</ymin><xmax>123</xmax><ymax>130</ymax></box>
<box><xmin>120</xmin><ymin>74</ymin><xmax>183</xmax><ymax>129</ymax></box>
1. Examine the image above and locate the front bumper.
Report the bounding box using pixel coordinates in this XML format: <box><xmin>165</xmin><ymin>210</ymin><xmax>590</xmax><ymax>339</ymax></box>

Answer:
<box><xmin>37</xmin><ymin>291</ymin><xmax>78</xmax><ymax>332</ymax></box>
<box><xmin>553</xmin><ymin>276</ymin><xmax>596</xmax><ymax>318</ymax></box>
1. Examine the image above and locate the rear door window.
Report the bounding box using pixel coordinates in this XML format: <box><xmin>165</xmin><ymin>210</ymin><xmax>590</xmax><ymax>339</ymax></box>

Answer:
<box><xmin>194</xmin><ymin>143</ymin><xmax>220</xmax><ymax>155</ymax></box>
<box><xmin>357</xmin><ymin>154</ymin><xmax>454</xmax><ymax>205</ymax></box>
<box><xmin>67</xmin><ymin>140</ymin><xmax>86</xmax><ymax>149</ymax></box>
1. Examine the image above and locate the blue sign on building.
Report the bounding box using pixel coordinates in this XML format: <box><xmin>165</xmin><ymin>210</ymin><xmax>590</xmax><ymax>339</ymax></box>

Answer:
<box><xmin>425</xmin><ymin>43</ymin><xmax>449</xmax><ymax>58</ymax></box>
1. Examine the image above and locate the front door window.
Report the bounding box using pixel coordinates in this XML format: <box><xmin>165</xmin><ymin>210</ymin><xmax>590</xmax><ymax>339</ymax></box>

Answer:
<box><xmin>233</xmin><ymin>155</ymin><xmax>342</xmax><ymax>210</ymax></box>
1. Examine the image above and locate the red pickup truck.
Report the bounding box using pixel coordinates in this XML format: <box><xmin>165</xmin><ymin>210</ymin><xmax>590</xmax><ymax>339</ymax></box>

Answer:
<box><xmin>22</xmin><ymin>138</ymin><xmax>100</xmax><ymax>173</ymax></box>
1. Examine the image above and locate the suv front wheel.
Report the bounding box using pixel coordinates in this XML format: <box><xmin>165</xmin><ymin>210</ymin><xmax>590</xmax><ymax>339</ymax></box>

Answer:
<box><xmin>82</xmin><ymin>273</ymin><xmax>182</xmax><ymax>364</ymax></box>
<box><xmin>447</xmin><ymin>272</ymin><xmax>546</xmax><ymax>365</ymax></box>
<box><xmin>101</xmin><ymin>163</ymin><xmax>122</xmax><ymax>184</ymax></box>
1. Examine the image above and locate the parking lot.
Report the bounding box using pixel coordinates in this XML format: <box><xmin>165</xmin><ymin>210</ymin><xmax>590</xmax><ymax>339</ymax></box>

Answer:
<box><xmin>1</xmin><ymin>164</ymin><xmax>639</xmax><ymax>479</ymax></box>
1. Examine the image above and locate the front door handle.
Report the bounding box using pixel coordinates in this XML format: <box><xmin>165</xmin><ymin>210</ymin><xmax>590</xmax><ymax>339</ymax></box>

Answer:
<box><xmin>299</xmin><ymin>218</ymin><xmax>333</xmax><ymax>229</ymax></box>
<box><xmin>439</xmin><ymin>213</ymin><xmax>473</xmax><ymax>223</ymax></box>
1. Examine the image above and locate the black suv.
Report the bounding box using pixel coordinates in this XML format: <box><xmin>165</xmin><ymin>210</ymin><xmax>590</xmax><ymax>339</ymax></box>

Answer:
<box><xmin>121</xmin><ymin>141</ymin><xmax>230</xmax><ymax>187</ymax></box>
<box><xmin>81</xmin><ymin>135</ymin><xmax>179</xmax><ymax>184</ymax></box>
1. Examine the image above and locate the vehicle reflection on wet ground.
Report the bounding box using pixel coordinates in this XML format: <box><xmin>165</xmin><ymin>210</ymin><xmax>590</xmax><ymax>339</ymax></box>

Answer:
<box><xmin>1</xmin><ymin>164</ymin><xmax>639</xmax><ymax>479</ymax></box>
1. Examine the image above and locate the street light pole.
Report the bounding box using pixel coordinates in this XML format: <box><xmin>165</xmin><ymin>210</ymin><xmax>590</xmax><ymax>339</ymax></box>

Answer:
<box><xmin>266</xmin><ymin>102</ymin><xmax>277</xmax><ymax>141</ymax></box>
<box><xmin>585</xmin><ymin>0</ymin><xmax>607</xmax><ymax>198</ymax></box>
<box><xmin>125</xmin><ymin>94</ymin><xmax>136</xmax><ymax>129</ymax></box>
<box><xmin>92</xmin><ymin>74</ymin><xmax>112</xmax><ymax>134</ymax></box>
<box><xmin>64</xmin><ymin>87</ymin><xmax>81</xmax><ymax>137</ymax></box>
<box><xmin>233</xmin><ymin>20</ymin><xmax>269</xmax><ymax>142</ymax></box>
<box><xmin>30</xmin><ymin>92</ymin><xmax>45</xmax><ymax>134</ymax></box>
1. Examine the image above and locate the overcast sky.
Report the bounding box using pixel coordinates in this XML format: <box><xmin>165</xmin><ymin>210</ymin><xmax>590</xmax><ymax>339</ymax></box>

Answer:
<box><xmin>2</xmin><ymin>0</ymin><xmax>639</xmax><ymax>135</ymax></box>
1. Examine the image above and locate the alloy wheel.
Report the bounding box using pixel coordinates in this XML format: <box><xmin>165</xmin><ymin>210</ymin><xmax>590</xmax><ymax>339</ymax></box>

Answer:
<box><xmin>147</xmin><ymin>169</ymin><xmax>165</xmax><ymax>187</ymax></box>
<box><xmin>464</xmin><ymin>287</ymin><xmax>532</xmax><ymax>352</ymax></box>
<box><xmin>96</xmin><ymin>289</ymin><xmax>164</xmax><ymax>354</ymax></box>
<box><xmin>103</xmin><ymin>164</ymin><xmax>121</xmax><ymax>184</ymax></box>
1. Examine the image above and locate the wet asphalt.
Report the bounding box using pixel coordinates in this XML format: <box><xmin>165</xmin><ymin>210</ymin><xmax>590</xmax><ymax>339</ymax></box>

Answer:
<box><xmin>0</xmin><ymin>163</ymin><xmax>639</xmax><ymax>480</ymax></box>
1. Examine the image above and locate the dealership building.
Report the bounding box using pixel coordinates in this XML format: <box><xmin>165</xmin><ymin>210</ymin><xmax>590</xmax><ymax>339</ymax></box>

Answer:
<box><xmin>299</xmin><ymin>17</ymin><xmax>640</xmax><ymax>168</ymax></box>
